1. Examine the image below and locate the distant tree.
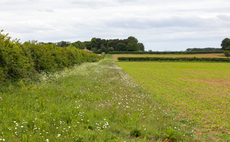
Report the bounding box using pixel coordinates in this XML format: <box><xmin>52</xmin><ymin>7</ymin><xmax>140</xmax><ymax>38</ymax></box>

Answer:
<box><xmin>100</xmin><ymin>44</ymin><xmax>107</xmax><ymax>52</ymax></box>
<box><xmin>127</xmin><ymin>43</ymin><xmax>135</xmax><ymax>51</ymax></box>
<box><xmin>128</xmin><ymin>36</ymin><xmax>138</xmax><ymax>44</ymax></box>
<box><xmin>71</xmin><ymin>41</ymin><xmax>84</xmax><ymax>49</ymax></box>
<box><xmin>107</xmin><ymin>40</ymin><xmax>113</xmax><ymax>48</ymax></box>
<box><xmin>91</xmin><ymin>37</ymin><xmax>98</xmax><ymax>49</ymax></box>
<box><xmin>138</xmin><ymin>43</ymin><xmax>144</xmax><ymax>51</ymax></box>
<box><xmin>56</xmin><ymin>41</ymin><xmax>71</xmax><ymax>47</ymax></box>
<box><xmin>84</xmin><ymin>41</ymin><xmax>92</xmax><ymax>50</ymax></box>
<box><xmin>221</xmin><ymin>38</ymin><xmax>230</xmax><ymax>50</ymax></box>
<box><xmin>91</xmin><ymin>48</ymin><xmax>97</xmax><ymax>52</ymax></box>
<box><xmin>108</xmin><ymin>47</ymin><xmax>114</xmax><ymax>51</ymax></box>
<box><xmin>116</xmin><ymin>43</ymin><xmax>127</xmax><ymax>51</ymax></box>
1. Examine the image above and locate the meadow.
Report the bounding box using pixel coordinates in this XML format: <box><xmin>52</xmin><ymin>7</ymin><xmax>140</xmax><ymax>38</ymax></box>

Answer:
<box><xmin>113</xmin><ymin>54</ymin><xmax>226</xmax><ymax>61</ymax></box>
<box><xmin>116</xmin><ymin>61</ymin><xmax>230</xmax><ymax>141</ymax></box>
<box><xmin>0</xmin><ymin>55</ymin><xmax>196</xmax><ymax>141</ymax></box>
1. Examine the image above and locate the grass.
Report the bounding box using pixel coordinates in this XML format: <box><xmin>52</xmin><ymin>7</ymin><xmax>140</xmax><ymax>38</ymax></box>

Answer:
<box><xmin>113</xmin><ymin>54</ymin><xmax>227</xmax><ymax>61</ymax></box>
<box><xmin>0</xmin><ymin>55</ymin><xmax>195</xmax><ymax>141</ymax></box>
<box><xmin>116</xmin><ymin>61</ymin><xmax>230</xmax><ymax>141</ymax></box>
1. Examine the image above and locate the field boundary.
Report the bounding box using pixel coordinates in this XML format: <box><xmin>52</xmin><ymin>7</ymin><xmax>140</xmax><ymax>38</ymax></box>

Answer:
<box><xmin>118</xmin><ymin>57</ymin><xmax>230</xmax><ymax>62</ymax></box>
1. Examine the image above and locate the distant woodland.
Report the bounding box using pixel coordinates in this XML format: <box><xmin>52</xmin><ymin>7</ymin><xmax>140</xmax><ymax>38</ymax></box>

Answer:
<box><xmin>185</xmin><ymin>47</ymin><xmax>222</xmax><ymax>51</ymax></box>
<box><xmin>41</xmin><ymin>36</ymin><xmax>145</xmax><ymax>52</ymax></box>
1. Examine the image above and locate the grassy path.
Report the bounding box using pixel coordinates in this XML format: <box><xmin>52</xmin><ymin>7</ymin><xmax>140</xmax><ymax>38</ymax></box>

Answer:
<box><xmin>0</xmin><ymin>55</ymin><xmax>195</xmax><ymax>141</ymax></box>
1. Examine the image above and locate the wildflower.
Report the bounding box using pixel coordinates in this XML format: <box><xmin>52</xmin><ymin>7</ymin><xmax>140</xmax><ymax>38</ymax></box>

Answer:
<box><xmin>57</xmin><ymin>134</ymin><xmax>61</xmax><ymax>137</ymax></box>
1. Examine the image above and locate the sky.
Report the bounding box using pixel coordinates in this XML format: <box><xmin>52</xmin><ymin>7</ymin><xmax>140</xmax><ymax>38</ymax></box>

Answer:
<box><xmin>1</xmin><ymin>0</ymin><xmax>230</xmax><ymax>51</ymax></box>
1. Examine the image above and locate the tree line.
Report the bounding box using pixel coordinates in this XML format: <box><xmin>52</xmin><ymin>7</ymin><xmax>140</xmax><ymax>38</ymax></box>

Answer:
<box><xmin>186</xmin><ymin>47</ymin><xmax>222</xmax><ymax>51</ymax></box>
<box><xmin>42</xmin><ymin>36</ymin><xmax>145</xmax><ymax>52</ymax></box>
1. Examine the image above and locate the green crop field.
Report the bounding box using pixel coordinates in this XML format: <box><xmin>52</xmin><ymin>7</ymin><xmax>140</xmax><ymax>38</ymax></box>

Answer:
<box><xmin>116</xmin><ymin>61</ymin><xmax>230</xmax><ymax>141</ymax></box>
<box><xmin>113</xmin><ymin>54</ymin><xmax>226</xmax><ymax>61</ymax></box>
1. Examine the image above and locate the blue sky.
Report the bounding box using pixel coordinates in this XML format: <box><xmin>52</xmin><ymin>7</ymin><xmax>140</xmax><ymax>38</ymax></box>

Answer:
<box><xmin>1</xmin><ymin>0</ymin><xmax>230</xmax><ymax>51</ymax></box>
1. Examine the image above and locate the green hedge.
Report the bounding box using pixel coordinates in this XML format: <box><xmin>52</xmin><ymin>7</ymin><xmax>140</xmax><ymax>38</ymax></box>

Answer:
<box><xmin>0</xmin><ymin>31</ymin><xmax>101</xmax><ymax>83</ymax></box>
<box><xmin>118</xmin><ymin>57</ymin><xmax>230</xmax><ymax>62</ymax></box>
<box><xmin>109</xmin><ymin>51</ymin><xmax>224</xmax><ymax>54</ymax></box>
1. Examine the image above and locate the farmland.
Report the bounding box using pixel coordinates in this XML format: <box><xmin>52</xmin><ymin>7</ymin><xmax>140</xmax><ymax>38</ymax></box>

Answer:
<box><xmin>0</xmin><ymin>55</ymin><xmax>196</xmax><ymax>141</ymax></box>
<box><xmin>116</xmin><ymin>61</ymin><xmax>230</xmax><ymax>141</ymax></box>
<box><xmin>113</xmin><ymin>53</ymin><xmax>226</xmax><ymax>61</ymax></box>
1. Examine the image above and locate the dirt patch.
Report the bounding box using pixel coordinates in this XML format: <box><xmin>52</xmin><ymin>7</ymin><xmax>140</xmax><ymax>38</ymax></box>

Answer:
<box><xmin>183</xmin><ymin>79</ymin><xmax>230</xmax><ymax>87</ymax></box>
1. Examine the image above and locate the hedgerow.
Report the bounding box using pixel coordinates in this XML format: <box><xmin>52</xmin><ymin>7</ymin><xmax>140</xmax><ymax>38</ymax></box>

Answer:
<box><xmin>0</xmin><ymin>31</ymin><xmax>101</xmax><ymax>83</ymax></box>
<box><xmin>109</xmin><ymin>51</ymin><xmax>224</xmax><ymax>54</ymax></box>
<box><xmin>118</xmin><ymin>57</ymin><xmax>230</xmax><ymax>62</ymax></box>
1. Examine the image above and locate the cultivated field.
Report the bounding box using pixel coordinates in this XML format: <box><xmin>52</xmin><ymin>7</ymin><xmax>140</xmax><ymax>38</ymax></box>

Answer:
<box><xmin>113</xmin><ymin>54</ymin><xmax>226</xmax><ymax>61</ymax></box>
<box><xmin>116</xmin><ymin>61</ymin><xmax>230</xmax><ymax>141</ymax></box>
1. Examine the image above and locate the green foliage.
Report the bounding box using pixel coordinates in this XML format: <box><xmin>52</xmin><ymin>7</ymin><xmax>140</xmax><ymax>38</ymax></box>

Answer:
<box><xmin>224</xmin><ymin>50</ymin><xmax>230</xmax><ymax>57</ymax></box>
<box><xmin>0</xmin><ymin>31</ymin><xmax>101</xmax><ymax>83</ymax></box>
<box><xmin>116</xmin><ymin>43</ymin><xmax>127</xmax><ymax>51</ymax></box>
<box><xmin>130</xmin><ymin>128</ymin><xmax>141</xmax><ymax>138</ymax></box>
<box><xmin>100</xmin><ymin>44</ymin><xmax>107</xmax><ymax>52</ymax></box>
<box><xmin>118</xmin><ymin>57</ymin><xmax>230</xmax><ymax>62</ymax></box>
<box><xmin>0</xmin><ymin>31</ymin><xmax>35</xmax><ymax>81</ymax></box>
<box><xmin>225</xmin><ymin>46</ymin><xmax>230</xmax><ymax>51</ymax></box>
<box><xmin>108</xmin><ymin>47</ymin><xmax>114</xmax><ymax>51</ymax></box>
<box><xmin>138</xmin><ymin>43</ymin><xmax>145</xmax><ymax>51</ymax></box>
<box><xmin>128</xmin><ymin>36</ymin><xmax>138</xmax><ymax>44</ymax></box>
<box><xmin>56</xmin><ymin>41</ymin><xmax>71</xmax><ymax>47</ymax></box>
<box><xmin>221</xmin><ymin>38</ymin><xmax>230</xmax><ymax>50</ymax></box>
<box><xmin>71</xmin><ymin>41</ymin><xmax>84</xmax><ymax>49</ymax></box>
<box><xmin>127</xmin><ymin>43</ymin><xmax>136</xmax><ymax>51</ymax></box>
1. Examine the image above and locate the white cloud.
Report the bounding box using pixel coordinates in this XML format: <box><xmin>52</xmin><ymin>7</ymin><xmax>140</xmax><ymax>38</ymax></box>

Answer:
<box><xmin>1</xmin><ymin>0</ymin><xmax>230</xmax><ymax>50</ymax></box>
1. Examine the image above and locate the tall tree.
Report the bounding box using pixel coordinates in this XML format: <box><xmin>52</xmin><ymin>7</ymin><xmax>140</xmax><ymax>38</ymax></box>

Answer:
<box><xmin>128</xmin><ymin>36</ymin><xmax>138</xmax><ymax>44</ymax></box>
<box><xmin>138</xmin><ymin>43</ymin><xmax>144</xmax><ymax>51</ymax></box>
<box><xmin>71</xmin><ymin>41</ymin><xmax>84</xmax><ymax>49</ymax></box>
<box><xmin>116</xmin><ymin>43</ymin><xmax>127</xmax><ymax>51</ymax></box>
<box><xmin>221</xmin><ymin>38</ymin><xmax>230</xmax><ymax>50</ymax></box>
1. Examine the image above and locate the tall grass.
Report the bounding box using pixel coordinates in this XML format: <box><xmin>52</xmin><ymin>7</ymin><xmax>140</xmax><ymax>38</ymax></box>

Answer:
<box><xmin>0</xmin><ymin>55</ymin><xmax>195</xmax><ymax>141</ymax></box>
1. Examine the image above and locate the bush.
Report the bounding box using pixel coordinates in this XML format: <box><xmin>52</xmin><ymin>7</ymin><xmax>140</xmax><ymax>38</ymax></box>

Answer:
<box><xmin>224</xmin><ymin>51</ymin><xmax>230</xmax><ymax>57</ymax></box>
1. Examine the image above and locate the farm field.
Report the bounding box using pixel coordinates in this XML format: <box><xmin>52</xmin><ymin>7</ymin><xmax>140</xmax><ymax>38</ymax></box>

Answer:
<box><xmin>0</xmin><ymin>55</ymin><xmax>196</xmax><ymax>141</ymax></box>
<box><xmin>113</xmin><ymin>53</ymin><xmax>226</xmax><ymax>61</ymax></box>
<box><xmin>116</xmin><ymin>61</ymin><xmax>230</xmax><ymax>141</ymax></box>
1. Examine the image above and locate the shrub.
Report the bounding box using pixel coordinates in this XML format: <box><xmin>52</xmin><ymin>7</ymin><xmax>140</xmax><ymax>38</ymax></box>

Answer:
<box><xmin>224</xmin><ymin>51</ymin><xmax>230</xmax><ymax>57</ymax></box>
